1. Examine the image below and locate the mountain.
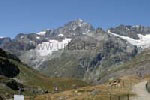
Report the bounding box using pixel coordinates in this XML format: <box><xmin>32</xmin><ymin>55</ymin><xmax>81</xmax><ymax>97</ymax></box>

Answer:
<box><xmin>1</xmin><ymin>19</ymin><xmax>150</xmax><ymax>84</ymax></box>
<box><xmin>0</xmin><ymin>48</ymin><xmax>88</xmax><ymax>99</ymax></box>
<box><xmin>38</xmin><ymin>30</ymin><xmax>138</xmax><ymax>82</ymax></box>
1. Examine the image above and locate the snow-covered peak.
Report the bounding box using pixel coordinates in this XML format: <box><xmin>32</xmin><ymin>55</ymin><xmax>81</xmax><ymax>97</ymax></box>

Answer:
<box><xmin>108</xmin><ymin>30</ymin><xmax>150</xmax><ymax>49</ymax></box>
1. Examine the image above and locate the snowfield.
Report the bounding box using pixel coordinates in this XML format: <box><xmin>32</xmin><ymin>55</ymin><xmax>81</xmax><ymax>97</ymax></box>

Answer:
<box><xmin>36</xmin><ymin>36</ymin><xmax>40</xmax><ymax>39</ymax></box>
<box><xmin>108</xmin><ymin>30</ymin><xmax>150</xmax><ymax>49</ymax></box>
<box><xmin>36</xmin><ymin>38</ymin><xmax>72</xmax><ymax>56</ymax></box>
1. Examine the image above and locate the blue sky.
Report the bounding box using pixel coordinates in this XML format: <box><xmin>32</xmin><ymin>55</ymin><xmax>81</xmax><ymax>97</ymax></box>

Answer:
<box><xmin>0</xmin><ymin>0</ymin><xmax>150</xmax><ymax>38</ymax></box>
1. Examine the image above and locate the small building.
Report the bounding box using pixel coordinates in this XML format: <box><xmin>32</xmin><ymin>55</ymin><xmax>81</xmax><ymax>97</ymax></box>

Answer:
<box><xmin>14</xmin><ymin>95</ymin><xmax>24</xmax><ymax>100</ymax></box>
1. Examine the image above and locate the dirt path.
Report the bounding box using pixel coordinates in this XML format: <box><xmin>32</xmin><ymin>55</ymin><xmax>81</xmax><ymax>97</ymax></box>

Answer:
<box><xmin>131</xmin><ymin>81</ymin><xmax>150</xmax><ymax>100</ymax></box>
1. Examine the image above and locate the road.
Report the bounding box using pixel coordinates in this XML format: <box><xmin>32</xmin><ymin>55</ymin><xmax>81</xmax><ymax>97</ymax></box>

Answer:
<box><xmin>131</xmin><ymin>81</ymin><xmax>150</xmax><ymax>100</ymax></box>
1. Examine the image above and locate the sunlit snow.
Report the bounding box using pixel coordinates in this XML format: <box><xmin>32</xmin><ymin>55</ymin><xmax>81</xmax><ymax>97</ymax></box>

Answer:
<box><xmin>58</xmin><ymin>34</ymin><xmax>64</xmax><ymax>37</ymax></box>
<box><xmin>21</xmin><ymin>36</ymin><xmax>25</xmax><ymax>39</ymax></box>
<box><xmin>108</xmin><ymin>30</ymin><xmax>150</xmax><ymax>49</ymax></box>
<box><xmin>36</xmin><ymin>31</ymin><xmax>46</xmax><ymax>36</ymax></box>
<box><xmin>36</xmin><ymin>38</ymin><xmax>71</xmax><ymax>56</ymax></box>
<box><xmin>36</xmin><ymin>36</ymin><xmax>40</xmax><ymax>39</ymax></box>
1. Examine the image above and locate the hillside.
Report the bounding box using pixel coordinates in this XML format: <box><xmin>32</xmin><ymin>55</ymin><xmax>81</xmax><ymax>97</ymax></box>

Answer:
<box><xmin>34</xmin><ymin>49</ymin><xmax>150</xmax><ymax>100</ymax></box>
<box><xmin>0</xmin><ymin>48</ymin><xmax>88</xmax><ymax>99</ymax></box>
<box><xmin>94</xmin><ymin>49</ymin><xmax>150</xmax><ymax>84</ymax></box>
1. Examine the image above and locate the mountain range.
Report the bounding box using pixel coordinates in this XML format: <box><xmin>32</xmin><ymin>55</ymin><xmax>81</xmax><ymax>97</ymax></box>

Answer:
<box><xmin>1</xmin><ymin>19</ymin><xmax>150</xmax><ymax>84</ymax></box>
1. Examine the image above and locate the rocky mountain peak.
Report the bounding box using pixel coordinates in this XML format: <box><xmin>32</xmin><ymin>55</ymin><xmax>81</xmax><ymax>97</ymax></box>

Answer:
<box><xmin>65</xmin><ymin>18</ymin><xmax>92</xmax><ymax>29</ymax></box>
<box><xmin>52</xmin><ymin>19</ymin><xmax>95</xmax><ymax>37</ymax></box>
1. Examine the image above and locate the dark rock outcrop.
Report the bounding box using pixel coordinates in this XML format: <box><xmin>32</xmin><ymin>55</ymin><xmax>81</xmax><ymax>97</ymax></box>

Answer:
<box><xmin>0</xmin><ymin>58</ymin><xmax>20</xmax><ymax>78</ymax></box>
<box><xmin>0</xmin><ymin>48</ymin><xmax>20</xmax><ymax>78</ymax></box>
<box><xmin>6</xmin><ymin>79</ymin><xmax>24</xmax><ymax>90</ymax></box>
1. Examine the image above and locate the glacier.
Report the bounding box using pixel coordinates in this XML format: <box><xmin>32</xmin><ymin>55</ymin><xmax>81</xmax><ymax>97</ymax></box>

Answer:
<box><xmin>108</xmin><ymin>30</ymin><xmax>150</xmax><ymax>49</ymax></box>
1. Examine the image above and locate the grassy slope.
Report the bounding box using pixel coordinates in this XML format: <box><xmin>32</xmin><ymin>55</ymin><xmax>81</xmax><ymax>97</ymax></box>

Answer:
<box><xmin>16</xmin><ymin>61</ymin><xmax>88</xmax><ymax>91</ymax></box>
<box><xmin>0</xmin><ymin>49</ymin><xmax>89</xmax><ymax>98</ymax></box>
<box><xmin>35</xmin><ymin>76</ymin><xmax>139</xmax><ymax>100</ymax></box>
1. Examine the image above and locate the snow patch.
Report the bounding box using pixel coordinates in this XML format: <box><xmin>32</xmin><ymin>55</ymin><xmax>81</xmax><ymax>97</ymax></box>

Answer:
<box><xmin>20</xmin><ymin>36</ymin><xmax>24</xmax><ymax>39</ymax></box>
<box><xmin>37</xmin><ymin>31</ymin><xmax>46</xmax><ymax>36</ymax></box>
<box><xmin>35</xmin><ymin>38</ymin><xmax>71</xmax><ymax>56</ymax></box>
<box><xmin>108</xmin><ymin>30</ymin><xmax>150</xmax><ymax>49</ymax></box>
<box><xmin>86</xmin><ymin>29</ymin><xmax>91</xmax><ymax>33</ymax></box>
<box><xmin>58</xmin><ymin>34</ymin><xmax>64</xmax><ymax>37</ymax></box>
<box><xmin>82</xmin><ymin>30</ymin><xmax>91</xmax><ymax>35</ymax></box>
<box><xmin>78</xmin><ymin>23</ymin><xmax>82</xmax><ymax>27</ymax></box>
<box><xmin>36</xmin><ymin>36</ymin><xmax>40</xmax><ymax>39</ymax></box>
